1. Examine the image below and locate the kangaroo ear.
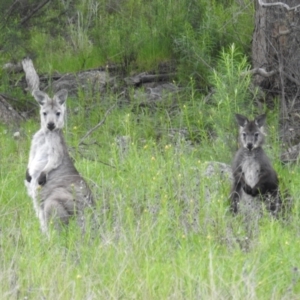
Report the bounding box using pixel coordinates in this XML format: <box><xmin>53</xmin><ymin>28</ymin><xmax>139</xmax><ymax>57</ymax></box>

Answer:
<box><xmin>255</xmin><ymin>114</ymin><xmax>266</xmax><ymax>128</ymax></box>
<box><xmin>54</xmin><ymin>89</ymin><xmax>68</xmax><ymax>105</ymax></box>
<box><xmin>32</xmin><ymin>90</ymin><xmax>48</xmax><ymax>106</ymax></box>
<box><xmin>235</xmin><ymin>114</ymin><xmax>248</xmax><ymax>127</ymax></box>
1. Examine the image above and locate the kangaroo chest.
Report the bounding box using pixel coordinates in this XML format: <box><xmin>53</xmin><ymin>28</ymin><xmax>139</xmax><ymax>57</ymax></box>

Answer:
<box><xmin>241</xmin><ymin>155</ymin><xmax>260</xmax><ymax>188</ymax></box>
<box><xmin>29</xmin><ymin>132</ymin><xmax>62</xmax><ymax>179</ymax></box>
<box><xmin>29</xmin><ymin>136</ymin><xmax>48</xmax><ymax>178</ymax></box>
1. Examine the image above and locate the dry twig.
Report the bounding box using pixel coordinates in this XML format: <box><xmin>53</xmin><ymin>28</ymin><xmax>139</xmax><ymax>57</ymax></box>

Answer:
<box><xmin>79</xmin><ymin>103</ymin><xmax>116</xmax><ymax>145</ymax></box>
<box><xmin>258</xmin><ymin>0</ymin><xmax>300</xmax><ymax>11</ymax></box>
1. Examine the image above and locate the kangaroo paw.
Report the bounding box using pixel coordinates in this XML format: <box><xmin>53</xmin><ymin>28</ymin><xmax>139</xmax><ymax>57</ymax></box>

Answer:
<box><xmin>38</xmin><ymin>172</ymin><xmax>47</xmax><ymax>186</ymax></box>
<box><xmin>25</xmin><ymin>168</ymin><xmax>32</xmax><ymax>183</ymax></box>
<box><xmin>242</xmin><ymin>183</ymin><xmax>253</xmax><ymax>195</ymax></box>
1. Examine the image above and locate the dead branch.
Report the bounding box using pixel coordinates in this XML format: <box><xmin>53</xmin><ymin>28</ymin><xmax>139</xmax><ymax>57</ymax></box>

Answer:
<box><xmin>258</xmin><ymin>0</ymin><xmax>300</xmax><ymax>11</ymax></box>
<box><xmin>124</xmin><ymin>73</ymin><xmax>177</xmax><ymax>86</ymax></box>
<box><xmin>79</xmin><ymin>103</ymin><xmax>116</xmax><ymax>145</ymax></box>
<box><xmin>5</xmin><ymin>0</ymin><xmax>19</xmax><ymax>21</ymax></box>
<box><xmin>0</xmin><ymin>93</ymin><xmax>37</xmax><ymax>108</ymax></box>
<box><xmin>2</xmin><ymin>62</ymin><xmax>23</xmax><ymax>73</ymax></box>
<box><xmin>0</xmin><ymin>95</ymin><xmax>24</xmax><ymax>124</ymax></box>
<box><xmin>20</xmin><ymin>0</ymin><xmax>52</xmax><ymax>25</ymax></box>
<box><xmin>241</xmin><ymin>68</ymin><xmax>278</xmax><ymax>77</ymax></box>
<box><xmin>76</xmin><ymin>148</ymin><xmax>116</xmax><ymax>169</ymax></box>
<box><xmin>283</xmin><ymin>72</ymin><xmax>300</xmax><ymax>87</ymax></box>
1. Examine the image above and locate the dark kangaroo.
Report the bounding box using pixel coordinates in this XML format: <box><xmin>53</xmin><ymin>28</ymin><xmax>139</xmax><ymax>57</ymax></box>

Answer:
<box><xmin>230</xmin><ymin>114</ymin><xmax>281</xmax><ymax>215</ymax></box>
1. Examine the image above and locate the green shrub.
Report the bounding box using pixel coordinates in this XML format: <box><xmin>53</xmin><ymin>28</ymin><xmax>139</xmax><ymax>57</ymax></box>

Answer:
<box><xmin>173</xmin><ymin>0</ymin><xmax>254</xmax><ymax>86</ymax></box>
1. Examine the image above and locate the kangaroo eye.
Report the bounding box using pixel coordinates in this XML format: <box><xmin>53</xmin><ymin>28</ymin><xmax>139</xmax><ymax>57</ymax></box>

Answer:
<box><xmin>242</xmin><ymin>132</ymin><xmax>246</xmax><ymax>138</ymax></box>
<box><xmin>43</xmin><ymin>112</ymin><xmax>47</xmax><ymax>116</ymax></box>
<box><xmin>254</xmin><ymin>132</ymin><xmax>259</xmax><ymax>138</ymax></box>
<box><xmin>56</xmin><ymin>112</ymin><xmax>61</xmax><ymax>117</ymax></box>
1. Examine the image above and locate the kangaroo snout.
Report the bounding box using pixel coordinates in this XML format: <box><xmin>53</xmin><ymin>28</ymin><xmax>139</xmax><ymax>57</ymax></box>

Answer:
<box><xmin>47</xmin><ymin>122</ymin><xmax>55</xmax><ymax>131</ymax></box>
<box><xmin>247</xmin><ymin>143</ymin><xmax>253</xmax><ymax>150</ymax></box>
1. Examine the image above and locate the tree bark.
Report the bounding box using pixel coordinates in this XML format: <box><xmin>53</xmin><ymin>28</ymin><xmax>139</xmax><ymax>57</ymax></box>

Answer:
<box><xmin>252</xmin><ymin>0</ymin><xmax>300</xmax><ymax>147</ymax></box>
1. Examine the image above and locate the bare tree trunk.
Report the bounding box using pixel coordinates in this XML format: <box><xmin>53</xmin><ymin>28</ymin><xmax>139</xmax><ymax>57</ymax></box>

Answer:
<box><xmin>252</xmin><ymin>0</ymin><xmax>300</xmax><ymax>148</ymax></box>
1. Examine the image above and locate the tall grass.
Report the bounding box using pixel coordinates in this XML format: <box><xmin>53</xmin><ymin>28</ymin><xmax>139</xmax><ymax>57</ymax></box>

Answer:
<box><xmin>0</xmin><ymin>0</ymin><xmax>254</xmax><ymax>83</ymax></box>
<box><xmin>0</xmin><ymin>1</ymin><xmax>298</xmax><ymax>298</ymax></box>
<box><xmin>0</xmin><ymin>55</ymin><xmax>299</xmax><ymax>298</ymax></box>
<box><xmin>0</xmin><ymin>103</ymin><xmax>299</xmax><ymax>298</ymax></box>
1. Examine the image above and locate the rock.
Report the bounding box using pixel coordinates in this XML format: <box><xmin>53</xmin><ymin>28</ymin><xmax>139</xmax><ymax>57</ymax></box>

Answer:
<box><xmin>204</xmin><ymin>161</ymin><xmax>233</xmax><ymax>182</ymax></box>
<box><xmin>13</xmin><ymin>131</ymin><xmax>20</xmax><ymax>139</ymax></box>
<box><xmin>52</xmin><ymin>71</ymin><xmax>110</xmax><ymax>96</ymax></box>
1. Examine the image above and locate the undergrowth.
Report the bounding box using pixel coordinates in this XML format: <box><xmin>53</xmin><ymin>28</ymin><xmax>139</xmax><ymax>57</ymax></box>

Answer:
<box><xmin>0</xmin><ymin>45</ymin><xmax>299</xmax><ymax>299</ymax></box>
<box><xmin>0</xmin><ymin>102</ymin><xmax>299</xmax><ymax>298</ymax></box>
<box><xmin>0</xmin><ymin>2</ymin><xmax>298</xmax><ymax>297</ymax></box>
<box><xmin>0</xmin><ymin>0</ymin><xmax>254</xmax><ymax>85</ymax></box>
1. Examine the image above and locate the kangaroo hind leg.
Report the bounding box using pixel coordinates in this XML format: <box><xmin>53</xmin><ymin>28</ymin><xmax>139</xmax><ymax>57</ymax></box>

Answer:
<box><xmin>44</xmin><ymin>190</ymin><xmax>76</xmax><ymax>231</ymax></box>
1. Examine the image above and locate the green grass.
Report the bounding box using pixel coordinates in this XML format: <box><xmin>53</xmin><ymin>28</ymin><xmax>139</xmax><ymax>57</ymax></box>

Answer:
<box><xmin>0</xmin><ymin>1</ymin><xmax>297</xmax><ymax>297</ymax></box>
<box><xmin>0</xmin><ymin>93</ymin><xmax>299</xmax><ymax>299</ymax></box>
<box><xmin>0</xmin><ymin>0</ymin><xmax>254</xmax><ymax>84</ymax></box>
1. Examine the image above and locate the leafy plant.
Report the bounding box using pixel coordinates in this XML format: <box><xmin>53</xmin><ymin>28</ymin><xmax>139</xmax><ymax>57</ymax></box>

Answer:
<box><xmin>208</xmin><ymin>44</ymin><xmax>253</xmax><ymax>161</ymax></box>
<box><xmin>173</xmin><ymin>0</ymin><xmax>254</xmax><ymax>86</ymax></box>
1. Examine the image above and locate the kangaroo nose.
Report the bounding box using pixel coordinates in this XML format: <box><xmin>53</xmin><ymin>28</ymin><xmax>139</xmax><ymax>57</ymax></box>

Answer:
<box><xmin>47</xmin><ymin>122</ymin><xmax>55</xmax><ymax>131</ymax></box>
<box><xmin>247</xmin><ymin>143</ymin><xmax>253</xmax><ymax>150</ymax></box>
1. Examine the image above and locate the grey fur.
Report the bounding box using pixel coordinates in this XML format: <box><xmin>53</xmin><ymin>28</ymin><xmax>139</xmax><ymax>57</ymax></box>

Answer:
<box><xmin>21</xmin><ymin>58</ymin><xmax>40</xmax><ymax>93</ymax></box>
<box><xmin>25</xmin><ymin>89</ymin><xmax>94</xmax><ymax>234</ymax></box>
<box><xmin>230</xmin><ymin>114</ymin><xmax>281</xmax><ymax>216</ymax></box>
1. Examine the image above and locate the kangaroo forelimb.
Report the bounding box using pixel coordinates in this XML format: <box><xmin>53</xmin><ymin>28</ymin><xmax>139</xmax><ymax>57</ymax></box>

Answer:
<box><xmin>25</xmin><ymin>168</ymin><xmax>32</xmax><ymax>183</ymax></box>
<box><xmin>38</xmin><ymin>171</ymin><xmax>47</xmax><ymax>186</ymax></box>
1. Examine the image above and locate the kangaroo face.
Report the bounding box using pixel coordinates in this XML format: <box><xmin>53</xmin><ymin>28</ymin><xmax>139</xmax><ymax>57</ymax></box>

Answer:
<box><xmin>33</xmin><ymin>90</ymin><xmax>68</xmax><ymax>132</ymax></box>
<box><xmin>235</xmin><ymin>114</ymin><xmax>266</xmax><ymax>151</ymax></box>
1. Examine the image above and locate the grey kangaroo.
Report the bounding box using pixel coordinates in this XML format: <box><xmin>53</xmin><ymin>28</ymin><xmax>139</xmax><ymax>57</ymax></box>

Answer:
<box><xmin>25</xmin><ymin>88</ymin><xmax>94</xmax><ymax>234</ymax></box>
<box><xmin>230</xmin><ymin>114</ymin><xmax>281</xmax><ymax>215</ymax></box>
